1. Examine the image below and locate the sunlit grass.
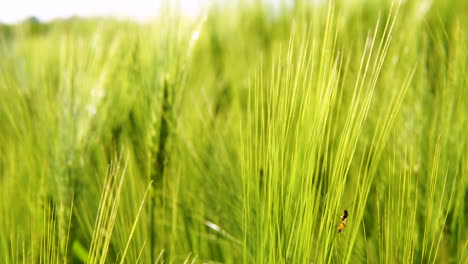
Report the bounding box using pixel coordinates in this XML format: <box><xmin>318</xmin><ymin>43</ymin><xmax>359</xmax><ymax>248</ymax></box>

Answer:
<box><xmin>0</xmin><ymin>0</ymin><xmax>466</xmax><ymax>263</ymax></box>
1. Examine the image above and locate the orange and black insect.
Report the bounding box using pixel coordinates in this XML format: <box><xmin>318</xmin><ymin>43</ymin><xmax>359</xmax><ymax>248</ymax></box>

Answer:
<box><xmin>337</xmin><ymin>210</ymin><xmax>349</xmax><ymax>233</ymax></box>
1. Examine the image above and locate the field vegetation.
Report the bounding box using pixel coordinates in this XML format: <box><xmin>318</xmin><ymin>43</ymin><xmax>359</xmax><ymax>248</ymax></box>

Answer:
<box><xmin>0</xmin><ymin>0</ymin><xmax>467</xmax><ymax>263</ymax></box>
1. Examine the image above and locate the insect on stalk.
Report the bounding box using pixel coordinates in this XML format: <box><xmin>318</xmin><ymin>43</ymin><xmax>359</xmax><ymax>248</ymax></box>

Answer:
<box><xmin>337</xmin><ymin>210</ymin><xmax>349</xmax><ymax>233</ymax></box>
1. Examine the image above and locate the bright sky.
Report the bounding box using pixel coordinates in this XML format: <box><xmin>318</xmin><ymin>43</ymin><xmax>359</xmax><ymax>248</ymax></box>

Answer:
<box><xmin>0</xmin><ymin>0</ymin><xmax>209</xmax><ymax>24</ymax></box>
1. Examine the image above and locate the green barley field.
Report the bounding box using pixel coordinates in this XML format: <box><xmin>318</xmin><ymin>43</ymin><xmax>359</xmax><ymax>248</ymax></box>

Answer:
<box><xmin>0</xmin><ymin>0</ymin><xmax>467</xmax><ymax>263</ymax></box>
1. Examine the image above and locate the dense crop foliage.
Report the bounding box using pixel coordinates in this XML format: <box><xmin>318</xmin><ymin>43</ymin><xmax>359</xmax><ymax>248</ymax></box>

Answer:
<box><xmin>0</xmin><ymin>0</ymin><xmax>466</xmax><ymax>263</ymax></box>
